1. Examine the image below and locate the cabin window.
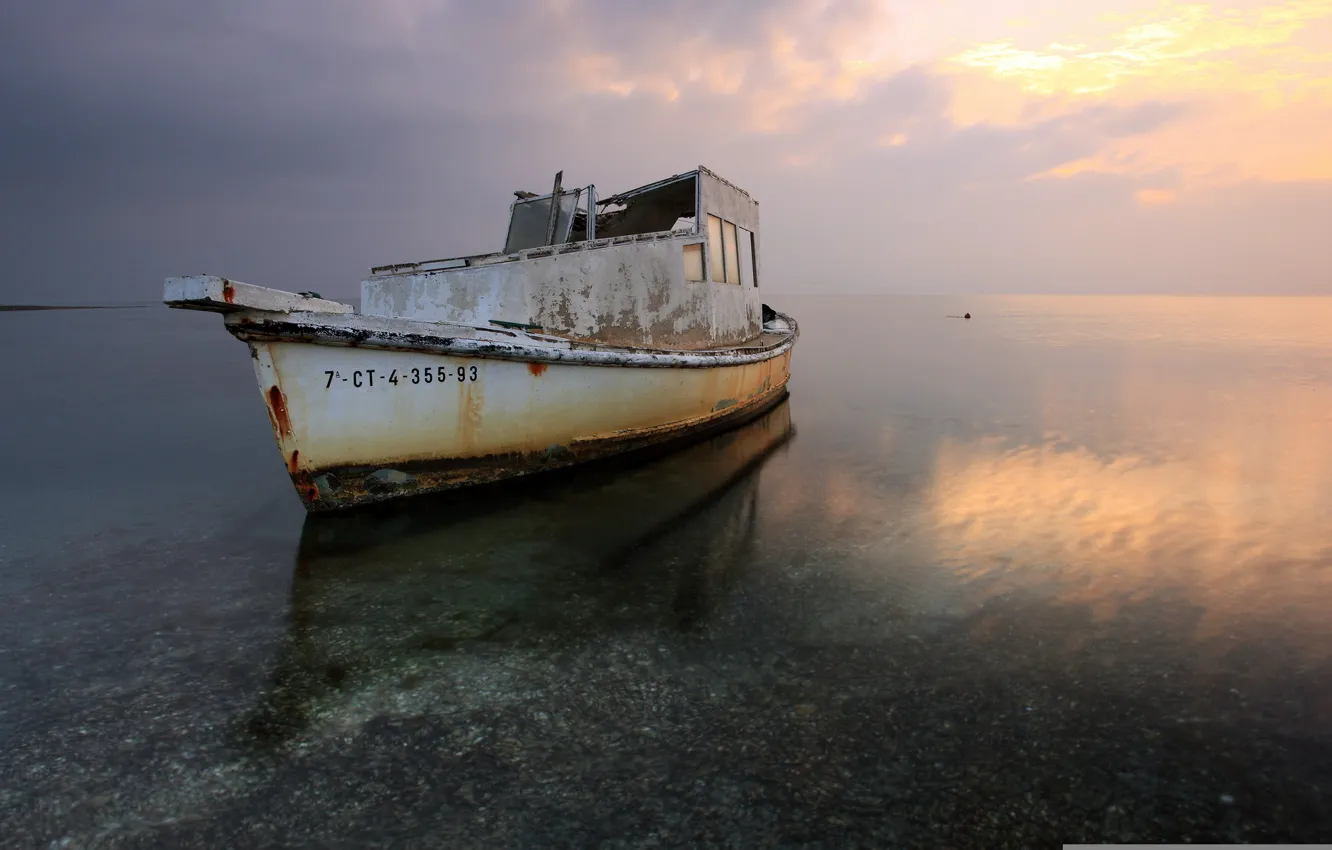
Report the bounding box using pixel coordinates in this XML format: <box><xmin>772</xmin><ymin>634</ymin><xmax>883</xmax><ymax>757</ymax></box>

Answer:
<box><xmin>705</xmin><ymin>213</ymin><xmax>755</xmax><ymax>285</ymax></box>
<box><xmin>683</xmin><ymin>243</ymin><xmax>704</xmax><ymax>281</ymax></box>
<box><xmin>738</xmin><ymin>227</ymin><xmax>755</xmax><ymax>288</ymax></box>
<box><xmin>722</xmin><ymin>221</ymin><xmax>740</xmax><ymax>284</ymax></box>
<box><xmin>707</xmin><ymin>215</ymin><xmax>726</xmax><ymax>283</ymax></box>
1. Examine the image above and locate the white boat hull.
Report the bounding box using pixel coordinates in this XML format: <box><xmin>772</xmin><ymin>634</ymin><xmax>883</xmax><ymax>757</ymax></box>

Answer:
<box><xmin>226</xmin><ymin>311</ymin><xmax>795</xmax><ymax>511</ymax></box>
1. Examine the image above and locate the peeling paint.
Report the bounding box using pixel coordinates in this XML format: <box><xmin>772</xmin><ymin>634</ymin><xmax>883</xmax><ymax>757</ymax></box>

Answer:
<box><xmin>360</xmin><ymin>170</ymin><xmax>761</xmax><ymax>352</ymax></box>
<box><xmin>227</xmin><ymin>310</ymin><xmax>796</xmax><ymax>370</ymax></box>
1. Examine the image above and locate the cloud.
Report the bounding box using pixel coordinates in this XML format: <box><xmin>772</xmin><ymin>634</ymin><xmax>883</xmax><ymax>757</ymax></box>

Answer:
<box><xmin>944</xmin><ymin>0</ymin><xmax>1332</xmax><ymax>187</ymax></box>
<box><xmin>949</xmin><ymin>0</ymin><xmax>1332</xmax><ymax>98</ymax></box>
<box><xmin>0</xmin><ymin>0</ymin><xmax>1327</xmax><ymax>303</ymax></box>
<box><xmin>558</xmin><ymin>0</ymin><xmax>904</xmax><ymax>131</ymax></box>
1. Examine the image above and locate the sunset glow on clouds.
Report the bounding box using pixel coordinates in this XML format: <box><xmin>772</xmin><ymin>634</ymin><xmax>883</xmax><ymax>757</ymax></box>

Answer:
<box><xmin>948</xmin><ymin>0</ymin><xmax>1332</xmax><ymax>189</ymax></box>
<box><xmin>555</xmin><ymin>0</ymin><xmax>1330</xmax><ymax>292</ymax></box>
<box><xmin>1</xmin><ymin>0</ymin><xmax>1328</xmax><ymax>298</ymax></box>
<box><xmin>562</xmin><ymin>0</ymin><xmax>903</xmax><ymax>131</ymax></box>
<box><xmin>565</xmin><ymin>0</ymin><xmax>1332</xmax><ymax>193</ymax></box>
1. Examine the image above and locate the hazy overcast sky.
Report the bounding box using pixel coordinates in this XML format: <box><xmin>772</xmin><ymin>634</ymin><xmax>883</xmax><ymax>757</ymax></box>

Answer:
<box><xmin>2</xmin><ymin>0</ymin><xmax>1329</xmax><ymax>302</ymax></box>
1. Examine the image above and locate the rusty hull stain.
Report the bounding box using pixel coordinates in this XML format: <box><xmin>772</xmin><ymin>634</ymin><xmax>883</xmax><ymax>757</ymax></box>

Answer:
<box><xmin>527</xmin><ymin>362</ymin><xmax>548</xmax><ymax>376</ymax></box>
<box><xmin>294</xmin><ymin>471</ymin><xmax>319</xmax><ymax>504</ymax></box>
<box><xmin>456</xmin><ymin>382</ymin><xmax>484</xmax><ymax>455</ymax></box>
<box><xmin>267</xmin><ymin>385</ymin><xmax>294</xmax><ymax>437</ymax></box>
<box><xmin>290</xmin><ymin>384</ymin><xmax>789</xmax><ymax>512</ymax></box>
<box><xmin>222</xmin><ymin>279</ymin><xmax>236</xmax><ymax>304</ymax></box>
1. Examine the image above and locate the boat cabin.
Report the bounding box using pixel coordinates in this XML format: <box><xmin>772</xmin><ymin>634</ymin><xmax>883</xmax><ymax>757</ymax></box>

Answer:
<box><xmin>360</xmin><ymin>166</ymin><xmax>762</xmax><ymax>351</ymax></box>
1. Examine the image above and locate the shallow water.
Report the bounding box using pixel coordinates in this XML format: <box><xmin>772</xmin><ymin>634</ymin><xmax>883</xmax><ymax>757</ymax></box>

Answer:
<box><xmin>2</xmin><ymin>295</ymin><xmax>1331</xmax><ymax>847</ymax></box>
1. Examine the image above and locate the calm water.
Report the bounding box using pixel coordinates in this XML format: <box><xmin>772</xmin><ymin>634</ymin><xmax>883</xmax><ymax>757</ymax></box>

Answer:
<box><xmin>2</xmin><ymin>295</ymin><xmax>1331</xmax><ymax>847</ymax></box>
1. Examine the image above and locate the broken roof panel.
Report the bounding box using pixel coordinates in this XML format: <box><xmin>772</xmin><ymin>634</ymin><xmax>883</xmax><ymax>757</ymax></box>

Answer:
<box><xmin>594</xmin><ymin>172</ymin><xmax>698</xmax><ymax>239</ymax></box>
<box><xmin>597</xmin><ymin>170</ymin><xmax>698</xmax><ymax>207</ymax></box>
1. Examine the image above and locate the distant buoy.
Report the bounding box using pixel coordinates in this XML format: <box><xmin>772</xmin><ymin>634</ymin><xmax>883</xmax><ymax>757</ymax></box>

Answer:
<box><xmin>964</xmin><ymin>313</ymin><xmax>971</xmax><ymax>319</ymax></box>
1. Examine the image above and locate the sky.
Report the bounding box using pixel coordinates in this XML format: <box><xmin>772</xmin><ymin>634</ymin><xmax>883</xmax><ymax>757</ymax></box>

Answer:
<box><xmin>1</xmin><ymin>0</ymin><xmax>1329</xmax><ymax>302</ymax></box>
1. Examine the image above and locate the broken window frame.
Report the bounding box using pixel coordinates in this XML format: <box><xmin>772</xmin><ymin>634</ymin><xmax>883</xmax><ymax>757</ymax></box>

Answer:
<box><xmin>503</xmin><ymin>187</ymin><xmax>585</xmax><ymax>254</ymax></box>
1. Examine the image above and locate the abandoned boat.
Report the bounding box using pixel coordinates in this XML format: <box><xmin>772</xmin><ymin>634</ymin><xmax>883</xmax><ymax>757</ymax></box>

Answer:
<box><xmin>164</xmin><ymin>165</ymin><xmax>799</xmax><ymax>511</ymax></box>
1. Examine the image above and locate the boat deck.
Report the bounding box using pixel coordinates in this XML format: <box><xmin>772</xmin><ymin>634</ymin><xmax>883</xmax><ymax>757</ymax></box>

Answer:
<box><xmin>223</xmin><ymin>306</ymin><xmax>797</xmax><ymax>370</ymax></box>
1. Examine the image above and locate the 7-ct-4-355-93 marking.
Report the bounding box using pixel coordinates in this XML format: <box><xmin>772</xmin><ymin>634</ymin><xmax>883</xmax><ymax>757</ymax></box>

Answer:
<box><xmin>324</xmin><ymin>365</ymin><xmax>479</xmax><ymax>389</ymax></box>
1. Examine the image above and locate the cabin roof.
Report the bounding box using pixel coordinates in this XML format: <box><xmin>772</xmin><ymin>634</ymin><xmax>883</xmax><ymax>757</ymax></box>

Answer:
<box><xmin>369</xmin><ymin>166</ymin><xmax>754</xmax><ymax>276</ymax></box>
<box><xmin>600</xmin><ymin>166</ymin><xmax>753</xmax><ymax>205</ymax></box>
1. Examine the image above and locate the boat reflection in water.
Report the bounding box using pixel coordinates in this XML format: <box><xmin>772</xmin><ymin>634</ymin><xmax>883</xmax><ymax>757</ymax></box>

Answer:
<box><xmin>246</xmin><ymin>399</ymin><xmax>794</xmax><ymax>743</ymax></box>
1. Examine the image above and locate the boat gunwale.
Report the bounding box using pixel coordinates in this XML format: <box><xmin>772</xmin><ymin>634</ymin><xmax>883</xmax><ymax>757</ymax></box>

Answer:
<box><xmin>225</xmin><ymin>310</ymin><xmax>799</xmax><ymax>369</ymax></box>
